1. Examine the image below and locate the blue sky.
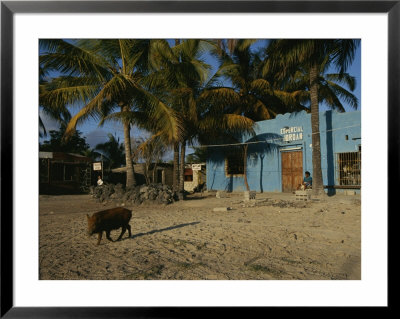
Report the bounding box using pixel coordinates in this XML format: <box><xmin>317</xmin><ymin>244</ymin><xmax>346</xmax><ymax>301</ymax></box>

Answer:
<box><xmin>39</xmin><ymin>39</ymin><xmax>361</xmax><ymax>159</ymax></box>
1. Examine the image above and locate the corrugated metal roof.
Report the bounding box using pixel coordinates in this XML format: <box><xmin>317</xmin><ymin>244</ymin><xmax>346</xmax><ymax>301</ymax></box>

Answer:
<box><xmin>39</xmin><ymin>152</ymin><xmax>53</xmax><ymax>158</ymax></box>
<box><xmin>39</xmin><ymin>151</ymin><xmax>91</xmax><ymax>162</ymax></box>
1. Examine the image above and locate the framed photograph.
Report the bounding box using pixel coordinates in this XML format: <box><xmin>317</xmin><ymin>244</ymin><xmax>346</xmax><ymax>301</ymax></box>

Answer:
<box><xmin>1</xmin><ymin>0</ymin><xmax>395</xmax><ymax>317</ymax></box>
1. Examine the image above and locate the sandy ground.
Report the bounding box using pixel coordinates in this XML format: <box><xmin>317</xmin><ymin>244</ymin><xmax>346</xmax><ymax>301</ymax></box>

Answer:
<box><xmin>39</xmin><ymin>191</ymin><xmax>361</xmax><ymax>280</ymax></box>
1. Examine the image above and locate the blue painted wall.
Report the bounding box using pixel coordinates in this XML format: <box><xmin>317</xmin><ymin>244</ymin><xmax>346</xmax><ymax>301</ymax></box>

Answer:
<box><xmin>206</xmin><ymin>110</ymin><xmax>361</xmax><ymax>193</ymax></box>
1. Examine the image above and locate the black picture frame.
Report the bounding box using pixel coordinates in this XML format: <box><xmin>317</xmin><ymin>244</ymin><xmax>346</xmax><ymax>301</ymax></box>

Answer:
<box><xmin>1</xmin><ymin>1</ymin><xmax>395</xmax><ymax>317</ymax></box>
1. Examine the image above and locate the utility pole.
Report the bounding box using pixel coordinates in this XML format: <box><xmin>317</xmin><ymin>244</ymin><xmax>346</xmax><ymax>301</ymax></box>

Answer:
<box><xmin>101</xmin><ymin>154</ymin><xmax>104</xmax><ymax>179</ymax></box>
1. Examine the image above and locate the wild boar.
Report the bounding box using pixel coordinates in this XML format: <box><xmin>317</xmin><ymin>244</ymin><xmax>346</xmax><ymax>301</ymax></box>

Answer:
<box><xmin>87</xmin><ymin>207</ymin><xmax>132</xmax><ymax>245</ymax></box>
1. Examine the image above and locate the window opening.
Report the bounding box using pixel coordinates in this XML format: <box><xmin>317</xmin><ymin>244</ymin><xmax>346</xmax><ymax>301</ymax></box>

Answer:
<box><xmin>337</xmin><ymin>151</ymin><xmax>361</xmax><ymax>186</ymax></box>
<box><xmin>184</xmin><ymin>168</ymin><xmax>193</xmax><ymax>182</ymax></box>
<box><xmin>51</xmin><ymin>163</ymin><xmax>64</xmax><ymax>181</ymax></box>
<box><xmin>225</xmin><ymin>146</ymin><xmax>244</xmax><ymax>175</ymax></box>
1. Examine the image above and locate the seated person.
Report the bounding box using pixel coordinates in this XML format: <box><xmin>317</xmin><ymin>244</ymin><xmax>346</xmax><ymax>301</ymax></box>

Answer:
<box><xmin>302</xmin><ymin>171</ymin><xmax>312</xmax><ymax>189</ymax></box>
<box><xmin>297</xmin><ymin>171</ymin><xmax>312</xmax><ymax>190</ymax></box>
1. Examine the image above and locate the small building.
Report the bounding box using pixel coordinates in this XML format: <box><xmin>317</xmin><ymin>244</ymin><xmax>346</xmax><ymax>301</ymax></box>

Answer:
<box><xmin>206</xmin><ymin>110</ymin><xmax>361</xmax><ymax>194</ymax></box>
<box><xmin>111</xmin><ymin>163</ymin><xmax>174</xmax><ymax>186</ymax></box>
<box><xmin>134</xmin><ymin>163</ymin><xmax>174</xmax><ymax>186</ymax></box>
<box><xmin>184</xmin><ymin>163</ymin><xmax>206</xmax><ymax>192</ymax></box>
<box><xmin>39</xmin><ymin>152</ymin><xmax>92</xmax><ymax>194</ymax></box>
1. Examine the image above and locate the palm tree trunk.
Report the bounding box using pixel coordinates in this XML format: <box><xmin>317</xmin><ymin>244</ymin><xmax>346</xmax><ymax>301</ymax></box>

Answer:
<box><xmin>179</xmin><ymin>140</ymin><xmax>186</xmax><ymax>199</ymax></box>
<box><xmin>174</xmin><ymin>37</ymin><xmax>182</xmax><ymax>194</ymax></box>
<box><xmin>122</xmin><ymin>105</ymin><xmax>136</xmax><ymax>188</ymax></box>
<box><xmin>144</xmin><ymin>161</ymin><xmax>150</xmax><ymax>185</ymax></box>
<box><xmin>152</xmin><ymin>162</ymin><xmax>158</xmax><ymax>183</ymax></box>
<box><xmin>310</xmin><ymin>64</ymin><xmax>324</xmax><ymax>196</ymax></box>
<box><xmin>243</xmin><ymin>144</ymin><xmax>250</xmax><ymax>191</ymax></box>
<box><xmin>173</xmin><ymin>142</ymin><xmax>180</xmax><ymax>191</ymax></box>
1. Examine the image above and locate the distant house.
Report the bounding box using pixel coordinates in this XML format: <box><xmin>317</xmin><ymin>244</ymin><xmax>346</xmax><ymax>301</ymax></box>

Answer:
<box><xmin>110</xmin><ymin>163</ymin><xmax>207</xmax><ymax>191</ymax></box>
<box><xmin>184</xmin><ymin>163</ymin><xmax>206</xmax><ymax>192</ymax></box>
<box><xmin>111</xmin><ymin>163</ymin><xmax>174</xmax><ymax>186</ymax></box>
<box><xmin>39</xmin><ymin>152</ymin><xmax>92</xmax><ymax>194</ymax></box>
<box><xmin>206</xmin><ymin>110</ymin><xmax>361</xmax><ymax>194</ymax></box>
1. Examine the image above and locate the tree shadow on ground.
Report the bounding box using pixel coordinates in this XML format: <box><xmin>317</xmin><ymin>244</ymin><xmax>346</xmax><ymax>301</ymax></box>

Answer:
<box><xmin>130</xmin><ymin>221</ymin><xmax>200</xmax><ymax>239</ymax></box>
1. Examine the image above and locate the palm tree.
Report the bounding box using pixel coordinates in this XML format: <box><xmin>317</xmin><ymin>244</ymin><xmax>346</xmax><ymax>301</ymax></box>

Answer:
<box><xmin>39</xmin><ymin>123</ymin><xmax>90</xmax><ymax>155</ymax></box>
<box><xmin>281</xmin><ymin>62</ymin><xmax>359</xmax><ymax>112</ymax></box>
<box><xmin>173</xmin><ymin>39</ymin><xmax>181</xmax><ymax>192</ymax></box>
<box><xmin>94</xmin><ymin>133</ymin><xmax>125</xmax><ymax>171</ymax></box>
<box><xmin>186</xmin><ymin>146</ymin><xmax>208</xmax><ymax>163</ymax></box>
<box><xmin>267</xmin><ymin>39</ymin><xmax>360</xmax><ymax>196</ymax></box>
<box><xmin>39</xmin><ymin>66</ymin><xmax>72</xmax><ymax>137</ymax></box>
<box><xmin>39</xmin><ymin>39</ymin><xmax>179</xmax><ymax>187</ymax></box>
<box><xmin>214</xmin><ymin>39</ymin><xmax>306</xmax><ymax>122</ymax></box>
<box><xmin>148</xmin><ymin>39</ymin><xmax>211</xmax><ymax>198</ymax></box>
<box><xmin>81</xmin><ymin>148</ymin><xmax>102</xmax><ymax>162</ymax></box>
<box><xmin>150</xmin><ymin>39</ymin><xmax>256</xmax><ymax>198</ymax></box>
<box><xmin>211</xmin><ymin>39</ymin><xmax>307</xmax><ymax>191</ymax></box>
<box><xmin>133</xmin><ymin>135</ymin><xmax>167</xmax><ymax>185</ymax></box>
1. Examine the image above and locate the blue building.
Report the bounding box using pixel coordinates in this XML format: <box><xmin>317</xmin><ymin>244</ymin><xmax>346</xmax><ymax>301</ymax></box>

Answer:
<box><xmin>206</xmin><ymin>110</ymin><xmax>361</xmax><ymax>194</ymax></box>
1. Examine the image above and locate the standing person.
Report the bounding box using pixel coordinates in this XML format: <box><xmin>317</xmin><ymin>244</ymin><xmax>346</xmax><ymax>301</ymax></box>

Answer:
<box><xmin>97</xmin><ymin>175</ymin><xmax>104</xmax><ymax>186</ymax></box>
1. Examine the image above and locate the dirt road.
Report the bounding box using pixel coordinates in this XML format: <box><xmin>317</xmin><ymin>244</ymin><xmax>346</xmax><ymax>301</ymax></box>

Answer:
<box><xmin>39</xmin><ymin>192</ymin><xmax>361</xmax><ymax>280</ymax></box>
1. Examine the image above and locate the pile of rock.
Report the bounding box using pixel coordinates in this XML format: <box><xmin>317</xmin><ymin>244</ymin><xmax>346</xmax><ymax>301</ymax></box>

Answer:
<box><xmin>240</xmin><ymin>198</ymin><xmax>310</xmax><ymax>209</ymax></box>
<box><xmin>90</xmin><ymin>183</ymin><xmax>178</xmax><ymax>205</ymax></box>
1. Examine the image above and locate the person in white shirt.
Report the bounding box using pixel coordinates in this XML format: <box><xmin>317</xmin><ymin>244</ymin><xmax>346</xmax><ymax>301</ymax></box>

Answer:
<box><xmin>97</xmin><ymin>176</ymin><xmax>104</xmax><ymax>186</ymax></box>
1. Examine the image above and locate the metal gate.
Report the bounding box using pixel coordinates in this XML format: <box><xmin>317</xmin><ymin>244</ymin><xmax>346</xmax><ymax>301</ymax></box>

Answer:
<box><xmin>337</xmin><ymin>151</ymin><xmax>361</xmax><ymax>186</ymax></box>
<box><xmin>79</xmin><ymin>165</ymin><xmax>92</xmax><ymax>193</ymax></box>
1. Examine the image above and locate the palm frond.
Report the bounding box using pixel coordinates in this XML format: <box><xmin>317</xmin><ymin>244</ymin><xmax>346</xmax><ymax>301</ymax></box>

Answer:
<box><xmin>40</xmin><ymin>39</ymin><xmax>113</xmax><ymax>80</ymax></box>
<box><xmin>325</xmin><ymin>73</ymin><xmax>356</xmax><ymax>91</ymax></box>
<box><xmin>39</xmin><ymin>76</ymin><xmax>100</xmax><ymax>108</ymax></box>
<box><xmin>39</xmin><ymin>116</ymin><xmax>47</xmax><ymax>137</ymax></box>
<box><xmin>198</xmin><ymin>87</ymin><xmax>240</xmax><ymax>108</ymax></box>
<box><xmin>199</xmin><ymin>113</ymin><xmax>255</xmax><ymax>137</ymax></box>
<box><xmin>249</xmin><ymin>79</ymin><xmax>272</xmax><ymax>95</ymax></box>
<box><xmin>63</xmin><ymin>75</ymin><xmax>132</xmax><ymax>137</ymax></box>
<box><xmin>330</xmin><ymin>39</ymin><xmax>360</xmax><ymax>74</ymax></box>
<box><xmin>325</xmin><ymin>81</ymin><xmax>359</xmax><ymax>110</ymax></box>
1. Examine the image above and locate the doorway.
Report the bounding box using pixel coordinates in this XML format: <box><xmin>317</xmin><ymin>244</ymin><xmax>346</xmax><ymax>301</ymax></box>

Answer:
<box><xmin>281</xmin><ymin>150</ymin><xmax>303</xmax><ymax>192</ymax></box>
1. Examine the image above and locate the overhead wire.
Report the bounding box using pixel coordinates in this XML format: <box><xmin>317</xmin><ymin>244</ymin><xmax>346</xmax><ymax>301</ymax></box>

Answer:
<box><xmin>194</xmin><ymin>124</ymin><xmax>361</xmax><ymax>148</ymax></box>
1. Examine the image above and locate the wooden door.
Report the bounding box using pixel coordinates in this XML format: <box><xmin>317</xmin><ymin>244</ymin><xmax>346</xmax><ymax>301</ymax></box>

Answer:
<box><xmin>281</xmin><ymin>151</ymin><xmax>303</xmax><ymax>192</ymax></box>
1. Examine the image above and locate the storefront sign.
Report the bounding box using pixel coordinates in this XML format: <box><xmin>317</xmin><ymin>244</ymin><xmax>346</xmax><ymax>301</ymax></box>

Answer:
<box><xmin>192</xmin><ymin>164</ymin><xmax>202</xmax><ymax>171</ymax></box>
<box><xmin>280</xmin><ymin>126</ymin><xmax>303</xmax><ymax>142</ymax></box>
<box><xmin>93</xmin><ymin>162</ymin><xmax>102</xmax><ymax>171</ymax></box>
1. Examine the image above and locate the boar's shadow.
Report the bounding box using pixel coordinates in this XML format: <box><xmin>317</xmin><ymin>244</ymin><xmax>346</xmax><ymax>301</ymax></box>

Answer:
<box><xmin>126</xmin><ymin>221</ymin><xmax>201</xmax><ymax>240</ymax></box>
